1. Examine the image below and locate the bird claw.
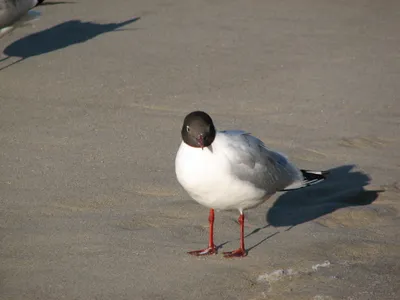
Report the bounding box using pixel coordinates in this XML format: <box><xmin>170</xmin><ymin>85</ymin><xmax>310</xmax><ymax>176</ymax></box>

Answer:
<box><xmin>223</xmin><ymin>248</ymin><xmax>247</xmax><ymax>258</ymax></box>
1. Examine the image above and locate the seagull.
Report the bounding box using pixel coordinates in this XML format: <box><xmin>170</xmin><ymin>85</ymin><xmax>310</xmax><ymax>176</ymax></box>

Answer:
<box><xmin>0</xmin><ymin>0</ymin><xmax>43</xmax><ymax>38</ymax></box>
<box><xmin>175</xmin><ymin>111</ymin><xmax>328</xmax><ymax>258</ymax></box>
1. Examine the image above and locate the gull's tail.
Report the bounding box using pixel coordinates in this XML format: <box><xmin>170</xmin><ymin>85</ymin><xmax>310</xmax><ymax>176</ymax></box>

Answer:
<box><xmin>281</xmin><ymin>170</ymin><xmax>329</xmax><ymax>191</ymax></box>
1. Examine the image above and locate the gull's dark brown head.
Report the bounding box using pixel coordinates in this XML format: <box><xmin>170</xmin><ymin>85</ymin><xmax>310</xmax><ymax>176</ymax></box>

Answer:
<box><xmin>181</xmin><ymin>111</ymin><xmax>216</xmax><ymax>149</ymax></box>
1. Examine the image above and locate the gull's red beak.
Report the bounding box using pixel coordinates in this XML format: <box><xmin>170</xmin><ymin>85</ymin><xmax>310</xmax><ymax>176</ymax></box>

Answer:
<box><xmin>197</xmin><ymin>135</ymin><xmax>204</xmax><ymax>149</ymax></box>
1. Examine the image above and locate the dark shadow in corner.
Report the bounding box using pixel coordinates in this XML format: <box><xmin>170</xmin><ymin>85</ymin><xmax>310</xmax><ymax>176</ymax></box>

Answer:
<box><xmin>266</xmin><ymin>165</ymin><xmax>383</xmax><ymax>227</ymax></box>
<box><xmin>0</xmin><ymin>17</ymin><xmax>140</xmax><ymax>71</ymax></box>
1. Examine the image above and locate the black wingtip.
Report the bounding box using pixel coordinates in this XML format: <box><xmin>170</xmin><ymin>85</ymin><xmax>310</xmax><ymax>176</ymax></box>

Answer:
<box><xmin>301</xmin><ymin>169</ymin><xmax>329</xmax><ymax>177</ymax></box>
<box><xmin>300</xmin><ymin>169</ymin><xmax>329</xmax><ymax>185</ymax></box>
<box><xmin>280</xmin><ymin>169</ymin><xmax>329</xmax><ymax>192</ymax></box>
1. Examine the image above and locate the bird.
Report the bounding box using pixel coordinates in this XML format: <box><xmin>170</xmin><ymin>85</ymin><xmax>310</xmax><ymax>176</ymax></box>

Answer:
<box><xmin>175</xmin><ymin>111</ymin><xmax>328</xmax><ymax>258</ymax></box>
<box><xmin>0</xmin><ymin>0</ymin><xmax>43</xmax><ymax>38</ymax></box>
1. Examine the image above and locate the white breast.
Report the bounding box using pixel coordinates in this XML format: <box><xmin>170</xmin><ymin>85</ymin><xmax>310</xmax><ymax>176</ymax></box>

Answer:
<box><xmin>175</xmin><ymin>140</ymin><xmax>269</xmax><ymax>212</ymax></box>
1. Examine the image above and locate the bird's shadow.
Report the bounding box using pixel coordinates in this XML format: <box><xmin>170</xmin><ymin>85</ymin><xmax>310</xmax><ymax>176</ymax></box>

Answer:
<box><xmin>0</xmin><ymin>17</ymin><xmax>140</xmax><ymax>71</ymax></box>
<box><xmin>266</xmin><ymin>164</ymin><xmax>383</xmax><ymax>227</ymax></box>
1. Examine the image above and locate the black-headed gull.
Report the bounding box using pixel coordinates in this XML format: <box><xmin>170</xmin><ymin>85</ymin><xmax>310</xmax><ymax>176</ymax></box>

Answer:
<box><xmin>0</xmin><ymin>0</ymin><xmax>43</xmax><ymax>38</ymax></box>
<box><xmin>175</xmin><ymin>111</ymin><xmax>328</xmax><ymax>258</ymax></box>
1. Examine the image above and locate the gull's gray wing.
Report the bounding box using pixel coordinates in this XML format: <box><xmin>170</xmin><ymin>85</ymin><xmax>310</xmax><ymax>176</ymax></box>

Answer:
<box><xmin>218</xmin><ymin>130</ymin><xmax>303</xmax><ymax>193</ymax></box>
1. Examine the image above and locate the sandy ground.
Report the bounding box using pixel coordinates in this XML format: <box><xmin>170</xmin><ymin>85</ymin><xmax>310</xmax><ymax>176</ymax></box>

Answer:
<box><xmin>1</xmin><ymin>0</ymin><xmax>400</xmax><ymax>299</ymax></box>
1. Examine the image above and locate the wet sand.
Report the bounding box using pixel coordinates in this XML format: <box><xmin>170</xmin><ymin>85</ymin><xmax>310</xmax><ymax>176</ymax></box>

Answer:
<box><xmin>1</xmin><ymin>0</ymin><xmax>399</xmax><ymax>299</ymax></box>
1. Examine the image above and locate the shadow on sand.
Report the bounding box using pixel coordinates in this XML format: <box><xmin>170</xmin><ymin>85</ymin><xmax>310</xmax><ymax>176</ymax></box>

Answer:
<box><xmin>240</xmin><ymin>165</ymin><xmax>382</xmax><ymax>254</ymax></box>
<box><xmin>266</xmin><ymin>164</ymin><xmax>383</xmax><ymax>227</ymax></box>
<box><xmin>0</xmin><ymin>17</ymin><xmax>140</xmax><ymax>70</ymax></box>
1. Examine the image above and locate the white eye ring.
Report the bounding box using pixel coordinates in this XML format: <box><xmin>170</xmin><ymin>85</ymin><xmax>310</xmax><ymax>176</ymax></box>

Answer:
<box><xmin>186</xmin><ymin>125</ymin><xmax>190</xmax><ymax>132</ymax></box>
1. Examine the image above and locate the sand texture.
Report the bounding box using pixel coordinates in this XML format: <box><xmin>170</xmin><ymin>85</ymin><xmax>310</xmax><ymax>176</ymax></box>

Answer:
<box><xmin>1</xmin><ymin>0</ymin><xmax>399</xmax><ymax>299</ymax></box>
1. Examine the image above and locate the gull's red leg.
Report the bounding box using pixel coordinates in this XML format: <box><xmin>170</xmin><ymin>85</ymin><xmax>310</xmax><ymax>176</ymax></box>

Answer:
<box><xmin>223</xmin><ymin>212</ymin><xmax>247</xmax><ymax>258</ymax></box>
<box><xmin>188</xmin><ymin>209</ymin><xmax>217</xmax><ymax>256</ymax></box>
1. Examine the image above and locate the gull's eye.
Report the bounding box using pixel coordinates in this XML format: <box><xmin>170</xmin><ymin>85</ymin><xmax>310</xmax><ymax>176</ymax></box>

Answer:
<box><xmin>186</xmin><ymin>125</ymin><xmax>190</xmax><ymax>132</ymax></box>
